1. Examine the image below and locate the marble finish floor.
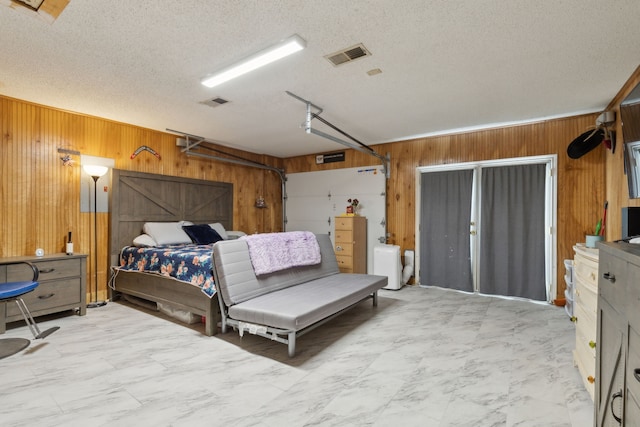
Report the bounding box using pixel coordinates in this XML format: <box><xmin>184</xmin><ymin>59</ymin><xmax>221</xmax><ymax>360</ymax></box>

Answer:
<box><xmin>1</xmin><ymin>286</ymin><xmax>593</xmax><ymax>427</ymax></box>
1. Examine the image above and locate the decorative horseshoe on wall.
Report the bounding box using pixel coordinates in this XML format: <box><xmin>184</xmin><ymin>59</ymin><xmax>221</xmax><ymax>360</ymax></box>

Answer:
<box><xmin>130</xmin><ymin>145</ymin><xmax>161</xmax><ymax>160</ymax></box>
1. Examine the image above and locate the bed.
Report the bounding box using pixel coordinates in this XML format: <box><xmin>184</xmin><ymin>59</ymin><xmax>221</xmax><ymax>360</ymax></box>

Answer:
<box><xmin>108</xmin><ymin>169</ymin><xmax>234</xmax><ymax>336</ymax></box>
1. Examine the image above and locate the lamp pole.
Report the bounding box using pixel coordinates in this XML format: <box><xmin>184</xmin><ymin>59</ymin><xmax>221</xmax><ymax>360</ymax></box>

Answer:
<box><xmin>84</xmin><ymin>169</ymin><xmax>108</xmax><ymax>308</ymax></box>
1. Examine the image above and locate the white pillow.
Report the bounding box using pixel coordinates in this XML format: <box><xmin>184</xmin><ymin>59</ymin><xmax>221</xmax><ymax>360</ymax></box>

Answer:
<box><xmin>132</xmin><ymin>234</ymin><xmax>158</xmax><ymax>247</ymax></box>
<box><xmin>208</xmin><ymin>223</ymin><xmax>229</xmax><ymax>240</ymax></box>
<box><xmin>143</xmin><ymin>222</ymin><xmax>192</xmax><ymax>245</ymax></box>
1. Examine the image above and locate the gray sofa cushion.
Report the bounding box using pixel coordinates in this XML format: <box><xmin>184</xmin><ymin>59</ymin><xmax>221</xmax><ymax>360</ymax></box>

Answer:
<box><xmin>213</xmin><ymin>234</ymin><xmax>340</xmax><ymax>306</ymax></box>
<box><xmin>227</xmin><ymin>273</ymin><xmax>387</xmax><ymax>330</ymax></box>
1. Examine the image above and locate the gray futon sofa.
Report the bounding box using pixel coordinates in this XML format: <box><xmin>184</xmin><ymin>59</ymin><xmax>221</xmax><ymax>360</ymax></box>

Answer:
<box><xmin>212</xmin><ymin>233</ymin><xmax>387</xmax><ymax>356</ymax></box>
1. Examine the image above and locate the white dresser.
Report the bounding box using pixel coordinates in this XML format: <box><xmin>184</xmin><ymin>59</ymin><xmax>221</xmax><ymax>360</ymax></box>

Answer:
<box><xmin>564</xmin><ymin>259</ymin><xmax>574</xmax><ymax>318</ymax></box>
<box><xmin>572</xmin><ymin>244</ymin><xmax>599</xmax><ymax>401</ymax></box>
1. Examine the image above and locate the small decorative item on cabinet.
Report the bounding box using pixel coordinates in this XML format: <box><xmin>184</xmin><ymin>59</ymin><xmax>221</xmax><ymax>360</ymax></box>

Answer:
<box><xmin>346</xmin><ymin>198</ymin><xmax>359</xmax><ymax>215</ymax></box>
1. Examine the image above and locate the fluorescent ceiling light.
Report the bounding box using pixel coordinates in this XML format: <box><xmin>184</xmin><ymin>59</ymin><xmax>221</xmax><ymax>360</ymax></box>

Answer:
<box><xmin>201</xmin><ymin>34</ymin><xmax>306</xmax><ymax>88</ymax></box>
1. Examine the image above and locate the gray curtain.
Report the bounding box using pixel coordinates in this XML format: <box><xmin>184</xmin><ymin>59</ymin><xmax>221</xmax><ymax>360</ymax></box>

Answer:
<box><xmin>420</xmin><ymin>169</ymin><xmax>473</xmax><ymax>291</ymax></box>
<box><xmin>479</xmin><ymin>164</ymin><xmax>546</xmax><ymax>300</ymax></box>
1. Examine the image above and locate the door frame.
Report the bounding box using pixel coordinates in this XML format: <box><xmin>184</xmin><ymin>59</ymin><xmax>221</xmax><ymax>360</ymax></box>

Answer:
<box><xmin>415</xmin><ymin>154</ymin><xmax>557</xmax><ymax>302</ymax></box>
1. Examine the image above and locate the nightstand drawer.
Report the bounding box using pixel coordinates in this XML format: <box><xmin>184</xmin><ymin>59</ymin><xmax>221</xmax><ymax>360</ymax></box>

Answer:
<box><xmin>335</xmin><ymin>217</ymin><xmax>355</xmax><ymax>230</ymax></box>
<box><xmin>334</xmin><ymin>243</ymin><xmax>353</xmax><ymax>256</ymax></box>
<box><xmin>334</xmin><ymin>229</ymin><xmax>354</xmax><ymax>243</ymax></box>
<box><xmin>336</xmin><ymin>255</ymin><xmax>353</xmax><ymax>271</ymax></box>
<box><xmin>7</xmin><ymin>258</ymin><xmax>82</xmax><ymax>281</ymax></box>
<box><xmin>5</xmin><ymin>278</ymin><xmax>82</xmax><ymax>318</ymax></box>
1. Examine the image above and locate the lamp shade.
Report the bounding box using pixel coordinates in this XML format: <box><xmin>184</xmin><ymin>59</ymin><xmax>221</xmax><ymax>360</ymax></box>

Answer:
<box><xmin>83</xmin><ymin>164</ymin><xmax>109</xmax><ymax>177</ymax></box>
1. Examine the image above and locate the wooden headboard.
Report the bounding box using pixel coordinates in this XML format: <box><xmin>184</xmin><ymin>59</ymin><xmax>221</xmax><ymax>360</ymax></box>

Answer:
<box><xmin>109</xmin><ymin>169</ymin><xmax>233</xmax><ymax>266</ymax></box>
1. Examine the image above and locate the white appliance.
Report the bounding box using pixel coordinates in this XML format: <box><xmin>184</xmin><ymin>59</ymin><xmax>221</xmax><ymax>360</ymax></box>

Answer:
<box><xmin>373</xmin><ymin>244</ymin><xmax>402</xmax><ymax>290</ymax></box>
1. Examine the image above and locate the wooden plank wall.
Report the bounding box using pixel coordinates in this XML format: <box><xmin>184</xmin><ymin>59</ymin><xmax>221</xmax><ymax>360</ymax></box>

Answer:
<box><xmin>5</xmin><ymin>84</ymin><xmax>636</xmax><ymax>303</ymax></box>
<box><xmin>284</xmin><ymin>113</ymin><xmax>605</xmax><ymax>300</ymax></box>
<box><xmin>0</xmin><ymin>95</ymin><xmax>284</xmax><ymax>302</ymax></box>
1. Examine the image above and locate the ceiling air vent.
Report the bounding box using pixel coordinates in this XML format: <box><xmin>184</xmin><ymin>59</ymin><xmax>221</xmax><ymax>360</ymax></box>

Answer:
<box><xmin>325</xmin><ymin>43</ymin><xmax>371</xmax><ymax>67</ymax></box>
<box><xmin>200</xmin><ymin>97</ymin><xmax>229</xmax><ymax>108</ymax></box>
<box><xmin>8</xmin><ymin>0</ymin><xmax>70</xmax><ymax>22</ymax></box>
<box><xmin>13</xmin><ymin>0</ymin><xmax>45</xmax><ymax>10</ymax></box>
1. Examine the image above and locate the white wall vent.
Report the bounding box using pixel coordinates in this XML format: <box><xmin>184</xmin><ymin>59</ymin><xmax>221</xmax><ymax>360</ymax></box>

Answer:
<box><xmin>325</xmin><ymin>43</ymin><xmax>371</xmax><ymax>66</ymax></box>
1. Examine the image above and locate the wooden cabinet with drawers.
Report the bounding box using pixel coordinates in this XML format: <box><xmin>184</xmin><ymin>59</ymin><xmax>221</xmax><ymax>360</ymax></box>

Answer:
<box><xmin>595</xmin><ymin>242</ymin><xmax>640</xmax><ymax>426</ymax></box>
<box><xmin>572</xmin><ymin>244</ymin><xmax>599</xmax><ymax>401</ymax></box>
<box><xmin>0</xmin><ymin>253</ymin><xmax>87</xmax><ymax>333</ymax></box>
<box><xmin>334</xmin><ymin>216</ymin><xmax>367</xmax><ymax>273</ymax></box>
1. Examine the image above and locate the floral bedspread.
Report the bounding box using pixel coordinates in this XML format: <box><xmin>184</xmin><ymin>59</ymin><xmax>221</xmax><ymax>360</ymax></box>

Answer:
<box><xmin>116</xmin><ymin>244</ymin><xmax>216</xmax><ymax>297</ymax></box>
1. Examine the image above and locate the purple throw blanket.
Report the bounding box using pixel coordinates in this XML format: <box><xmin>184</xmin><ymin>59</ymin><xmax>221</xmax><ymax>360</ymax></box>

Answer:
<box><xmin>241</xmin><ymin>231</ymin><xmax>321</xmax><ymax>275</ymax></box>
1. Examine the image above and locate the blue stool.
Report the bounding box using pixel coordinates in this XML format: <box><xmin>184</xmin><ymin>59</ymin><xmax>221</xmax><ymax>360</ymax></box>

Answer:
<box><xmin>0</xmin><ymin>261</ymin><xmax>59</xmax><ymax>359</ymax></box>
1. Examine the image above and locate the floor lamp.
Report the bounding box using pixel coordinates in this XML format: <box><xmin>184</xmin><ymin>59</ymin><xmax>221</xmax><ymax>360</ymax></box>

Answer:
<box><xmin>83</xmin><ymin>164</ymin><xmax>109</xmax><ymax>308</ymax></box>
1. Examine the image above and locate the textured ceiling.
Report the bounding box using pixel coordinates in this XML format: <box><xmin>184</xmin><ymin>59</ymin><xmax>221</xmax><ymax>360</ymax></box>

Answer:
<box><xmin>1</xmin><ymin>0</ymin><xmax>640</xmax><ymax>158</ymax></box>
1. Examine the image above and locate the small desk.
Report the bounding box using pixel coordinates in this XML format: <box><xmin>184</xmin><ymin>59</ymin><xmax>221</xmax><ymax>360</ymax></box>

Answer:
<box><xmin>0</xmin><ymin>253</ymin><xmax>87</xmax><ymax>334</ymax></box>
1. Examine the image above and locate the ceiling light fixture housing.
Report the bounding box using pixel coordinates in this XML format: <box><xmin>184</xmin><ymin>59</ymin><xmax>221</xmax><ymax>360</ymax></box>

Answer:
<box><xmin>201</xmin><ymin>34</ymin><xmax>306</xmax><ymax>89</ymax></box>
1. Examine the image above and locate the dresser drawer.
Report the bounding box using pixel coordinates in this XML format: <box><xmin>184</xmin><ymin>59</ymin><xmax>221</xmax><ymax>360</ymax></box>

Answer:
<box><xmin>335</xmin><ymin>217</ymin><xmax>355</xmax><ymax>230</ymax></box>
<box><xmin>5</xmin><ymin>278</ymin><xmax>82</xmax><ymax>317</ymax></box>
<box><xmin>576</xmin><ymin>321</ymin><xmax>596</xmax><ymax>359</ymax></box>
<box><xmin>334</xmin><ymin>229</ymin><xmax>354</xmax><ymax>243</ymax></box>
<box><xmin>574</xmin><ymin>279</ymin><xmax>598</xmax><ymax>316</ymax></box>
<box><xmin>7</xmin><ymin>258</ymin><xmax>82</xmax><ymax>281</ymax></box>
<box><xmin>573</xmin><ymin>348</ymin><xmax>595</xmax><ymax>401</ymax></box>
<box><xmin>574</xmin><ymin>255</ymin><xmax>599</xmax><ymax>291</ymax></box>
<box><xmin>334</xmin><ymin>215</ymin><xmax>366</xmax><ymax>274</ymax></box>
<box><xmin>598</xmin><ymin>252</ymin><xmax>627</xmax><ymax>312</ymax></box>
<box><xmin>334</xmin><ymin>242</ymin><xmax>353</xmax><ymax>256</ymax></box>
<box><xmin>336</xmin><ymin>255</ymin><xmax>354</xmax><ymax>272</ymax></box>
<box><xmin>575</xmin><ymin>334</ymin><xmax>596</xmax><ymax>379</ymax></box>
<box><xmin>574</xmin><ymin>299</ymin><xmax>596</xmax><ymax>336</ymax></box>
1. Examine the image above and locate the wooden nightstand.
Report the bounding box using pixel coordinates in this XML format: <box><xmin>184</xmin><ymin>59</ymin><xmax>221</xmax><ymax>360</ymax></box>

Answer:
<box><xmin>0</xmin><ymin>253</ymin><xmax>87</xmax><ymax>333</ymax></box>
<box><xmin>334</xmin><ymin>216</ymin><xmax>367</xmax><ymax>273</ymax></box>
